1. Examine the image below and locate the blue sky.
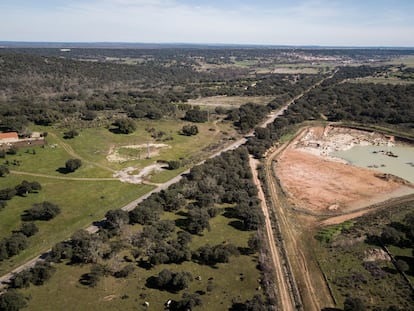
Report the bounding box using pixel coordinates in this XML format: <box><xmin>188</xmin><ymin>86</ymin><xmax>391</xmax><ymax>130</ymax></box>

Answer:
<box><xmin>1</xmin><ymin>0</ymin><xmax>413</xmax><ymax>46</ymax></box>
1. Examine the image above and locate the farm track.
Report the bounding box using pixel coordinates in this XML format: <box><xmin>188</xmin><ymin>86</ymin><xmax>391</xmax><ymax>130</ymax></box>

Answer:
<box><xmin>249</xmin><ymin>155</ymin><xmax>295</xmax><ymax>311</ymax></box>
<box><xmin>0</xmin><ymin>73</ymin><xmax>335</xmax><ymax>292</ymax></box>
<box><xmin>10</xmin><ymin>170</ymin><xmax>118</xmax><ymax>181</ymax></box>
<box><xmin>49</xmin><ymin>133</ymin><xmax>116</xmax><ymax>173</ymax></box>
<box><xmin>264</xmin><ymin>144</ymin><xmax>321</xmax><ymax>311</ymax></box>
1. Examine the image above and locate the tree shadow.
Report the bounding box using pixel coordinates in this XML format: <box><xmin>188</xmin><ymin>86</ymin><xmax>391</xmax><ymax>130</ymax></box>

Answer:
<box><xmin>176</xmin><ymin>211</ymin><xmax>189</xmax><ymax>217</ymax></box>
<box><xmin>395</xmin><ymin>255</ymin><xmax>414</xmax><ymax>276</ymax></box>
<box><xmin>138</xmin><ymin>259</ymin><xmax>152</xmax><ymax>270</ymax></box>
<box><xmin>145</xmin><ymin>276</ymin><xmax>159</xmax><ymax>290</ymax></box>
<box><xmin>228</xmin><ymin>220</ymin><xmax>245</xmax><ymax>231</ymax></box>
<box><xmin>382</xmin><ymin>266</ymin><xmax>397</xmax><ymax>275</ymax></box>
<box><xmin>108</xmin><ymin>128</ymin><xmax>123</xmax><ymax>134</ymax></box>
<box><xmin>174</xmin><ymin>218</ymin><xmax>189</xmax><ymax>231</ymax></box>
<box><xmin>223</xmin><ymin>207</ymin><xmax>238</xmax><ymax>219</ymax></box>
<box><xmin>79</xmin><ymin>273</ymin><xmax>96</xmax><ymax>287</ymax></box>
<box><xmin>364</xmin><ymin>234</ymin><xmax>381</xmax><ymax>246</ymax></box>
<box><xmin>238</xmin><ymin>246</ymin><xmax>253</xmax><ymax>256</ymax></box>
<box><xmin>56</xmin><ymin>167</ymin><xmax>71</xmax><ymax>174</ymax></box>
<box><xmin>229</xmin><ymin>303</ymin><xmax>247</xmax><ymax>311</ymax></box>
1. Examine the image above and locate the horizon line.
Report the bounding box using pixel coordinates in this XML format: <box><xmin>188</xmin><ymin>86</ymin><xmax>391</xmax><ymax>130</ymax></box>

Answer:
<box><xmin>1</xmin><ymin>41</ymin><xmax>414</xmax><ymax>49</ymax></box>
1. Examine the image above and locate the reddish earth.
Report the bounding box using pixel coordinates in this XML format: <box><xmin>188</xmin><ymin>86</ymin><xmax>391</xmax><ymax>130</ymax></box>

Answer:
<box><xmin>276</xmin><ymin>127</ymin><xmax>414</xmax><ymax>214</ymax></box>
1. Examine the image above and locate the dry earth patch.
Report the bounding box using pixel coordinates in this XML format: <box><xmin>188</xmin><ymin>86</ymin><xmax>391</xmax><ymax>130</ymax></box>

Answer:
<box><xmin>275</xmin><ymin>126</ymin><xmax>414</xmax><ymax>213</ymax></box>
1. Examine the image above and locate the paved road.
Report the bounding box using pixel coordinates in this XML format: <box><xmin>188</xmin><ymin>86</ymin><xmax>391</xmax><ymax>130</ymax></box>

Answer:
<box><xmin>0</xmin><ymin>74</ymin><xmax>333</xmax><ymax>290</ymax></box>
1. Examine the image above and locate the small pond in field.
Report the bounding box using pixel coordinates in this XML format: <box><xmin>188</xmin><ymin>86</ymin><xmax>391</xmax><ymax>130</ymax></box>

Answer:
<box><xmin>332</xmin><ymin>145</ymin><xmax>414</xmax><ymax>183</ymax></box>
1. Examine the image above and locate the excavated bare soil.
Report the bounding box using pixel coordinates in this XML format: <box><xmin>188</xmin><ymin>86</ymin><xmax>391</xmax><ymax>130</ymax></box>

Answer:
<box><xmin>275</xmin><ymin>126</ymin><xmax>414</xmax><ymax>213</ymax></box>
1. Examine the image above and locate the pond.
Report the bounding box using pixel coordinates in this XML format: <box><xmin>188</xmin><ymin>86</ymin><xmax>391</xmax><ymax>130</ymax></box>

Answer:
<box><xmin>332</xmin><ymin>145</ymin><xmax>414</xmax><ymax>183</ymax></box>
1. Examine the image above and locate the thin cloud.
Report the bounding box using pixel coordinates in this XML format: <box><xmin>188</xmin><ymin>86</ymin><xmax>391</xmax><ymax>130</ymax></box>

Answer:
<box><xmin>0</xmin><ymin>0</ymin><xmax>412</xmax><ymax>46</ymax></box>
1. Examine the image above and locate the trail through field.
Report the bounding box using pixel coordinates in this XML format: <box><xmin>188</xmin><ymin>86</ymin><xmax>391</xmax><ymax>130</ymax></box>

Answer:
<box><xmin>10</xmin><ymin>170</ymin><xmax>118</xmax><ymax>181</ymax></box>
<box><xmin>49</xmin><ymin>132</ymin><xmax>115</xmax><ymax>173</ymax></box>
<box><xmin>0</xmin><ymin>72</ymin><xmax>336</xmax><ymax>292</ymax></box>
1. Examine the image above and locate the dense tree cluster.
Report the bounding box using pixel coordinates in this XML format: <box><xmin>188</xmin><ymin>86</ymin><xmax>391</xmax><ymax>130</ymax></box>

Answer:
<box><xmin>228</xmin><ymin>103</ymin><xmax>271</xmax><ymax>133</ymax></box>
<box><xmin>21</xmin><ymin>201</ymin><xmax>60</xmax><ymax>221</ymax></box>
<box><xmin>0</xmin><ymin>222</ymin><xmax>40</xmax><ymax>261</ymax></box>
<box><xmin>112</xmin><ymin>118</ymin><xmax>136</xmax><ymax>134</ymax></box>
<box><xmin>192</xmin><ymin>243</ymin><xmax>240</xmax><ymax>266</ymax></box>
<box><xmin>230</xmin><ymin>294</ymin><xmax>270</xmax><ymax>311</ymax></box>
<box><xmin>15</xmin><ymin>180</ymin><xmax>41</xmax><ymax>197</ymax></box>
<box><xmin>0</xmin><ymin>289</ymin><xmax>27</xmax><ymax>311</ymax></box>
<box><xmin>9</xmin><ymin>261</ymin><xmax>56</xmax><ymax>288</ymax></box>
<box><xmin>0</xmin><ymin>180</ymin><xmax>41</xmax><ymax>202</ymax></box>
<box><xmin>147</xmin><ymin>269</ymin><xmax>193</xmax><ymax>292</ymax></box>
<box><xmin>0</xmin><ymin>233</ymin><xmax>28</xmax><ymax>261</ymax></box>
<box><xmin>183</xmin><ymin>109</ymin><xmax>208</xmax><ymax>123</ymax></box>
<box><xmin>246</xmin><ymin>65</ymin><xmax>414</xmax><ymax>158</ymax></box>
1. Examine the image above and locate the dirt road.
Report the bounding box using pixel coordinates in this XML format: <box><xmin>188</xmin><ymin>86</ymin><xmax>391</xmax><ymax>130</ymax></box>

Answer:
<box><xmin>0</xmin><ymin>73</ymin><xmax>336</xmax><ymax>291</ymax></box>
<box><xmin>264</xmin><ymin>144</ymin><xmax>324</xmax><ymax>311</ymax></box>
<box><xmin>49</xmin><ymin>132</ymin><xmax>115</xmax><ymax>173</ymax></box>
<box><xmin>249</xmin><ymin>156</ymin><xmax>296</xmax><ymax>311</ymax></box>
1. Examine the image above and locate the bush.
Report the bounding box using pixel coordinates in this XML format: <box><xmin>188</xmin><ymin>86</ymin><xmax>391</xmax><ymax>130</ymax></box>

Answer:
<box><xmin>19</xmin><ymin>222</ymin><xmax>39</xmax><ymax>237</ymax></box>
<box><xmin>113</xmin><ymin>118</ymin><xmax>136</xmax><ymax>134</ymax></box>
<box><xmin>344</xmin><ymin>296</ymin><xmax>366</xmax><ymax>311</ymax></box>
<box><xmin>0</xmin><ymin>188</ymin><xmax>17</xmax><ymax>200</ymax></box>
<box><xmin>114</xmin><ymin>264</ymin><xmax>135</xmax><ymax>278</ymax></box>
<box><xmin>167</xmin><ymin>160</ymin><xmax>181</xmax><ymax>170</ymax></box>
<box><xmin>148</xmin><ymin>269</ymin><xmax>193</xmax><ymax>292</ymax></box>
<box><xmin>80</xmin><ymin>265</ymin><xmax>105</xmax><ymax>287</ymax></box>
<box><xmin>30</xmin><ymin>261</ymin><xmax>55</xmax><ymax>285</ymax></box>
<box><xmin>193</xmin><ymin>243</ymin><xmax>239</xmax><ymax>266</ymax></box>
<box><xmin>181</xmin><ymin>125</ymin><xmax>199</xmax><ymax>136</ymax></box>
<box><xmin>22</xmin><ymin>201</ymin><xmax>60</xmax><ymax>221</ymax></box>
<box><xmin>3</xmin><ymin>233</ymin><xmax>28</xmax><ymax>257</ymax></box>
<box><xmin>184</xmin><ymin>109</ymin><xmax>208</xmax><ymax>123</ymax></box>
<box><xmin>0</xmin><ymin>164</ymin><xmax>10</xmax><ymax>177</ymax></box>
<box><xmin>0</xmin><ymin>289</ymin><xmax>27</xmax><ymax>311</ymax></box>
<box><xmin>15</xmin><ymin>180</ymin><xmax>41</xmax><ymax>196</ymax></box>
<box><xmin>63</xmin><ymin>129</ymin><xmax>79</xmax><ymax>139</ymax></box>
<box><xmin>0</xmin><ymin>200</ymin><xmax>7</xmax><ymax>210</ymax></box>
<box><xmin>65</xmin><ymin>158</ymin><xmax>82</xmax><ymax>172</ymax></box>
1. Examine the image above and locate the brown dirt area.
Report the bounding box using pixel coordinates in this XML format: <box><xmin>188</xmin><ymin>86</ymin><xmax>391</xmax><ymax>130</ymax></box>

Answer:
<box><xmin>276</xmin><ymin>126</ymin><xmax>414</xmax><ymax>214</ymax></box>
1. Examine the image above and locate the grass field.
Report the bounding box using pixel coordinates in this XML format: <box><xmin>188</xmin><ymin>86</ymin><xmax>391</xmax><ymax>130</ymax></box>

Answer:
<box><xmin>0</xmin><ymin>117</ymin><xmax>235</xmax><ymax>275</ymax></box>
<box><xmin>187</xmin><ymin>95</ymin><xmax>274</xmax><ymax>108</ymax></box>
<box><xmin>19</xmin><ymin>212</ymin><xmax>263</xmax><ymax>311</ymax></box>
<box><xmin>386</xmin><ymin>55</ymin><xmax>414</xmax><ymax>67</ymax></box>
<box><xmin>314</xmin><ymin>203</ymin><xmax>414</xmax><ymax>309</ymax></box>
<box><xmin>0</xmin><ymin>174</ymin><xmax>153</xmax><ymax>275</ymax></box>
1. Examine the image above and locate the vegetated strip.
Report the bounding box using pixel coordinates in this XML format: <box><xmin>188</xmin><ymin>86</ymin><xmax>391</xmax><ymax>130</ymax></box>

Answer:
<box><xmin>263</xmin><ymin>147</ymin><xmax>305</xmax><ymax>310</ymax></box>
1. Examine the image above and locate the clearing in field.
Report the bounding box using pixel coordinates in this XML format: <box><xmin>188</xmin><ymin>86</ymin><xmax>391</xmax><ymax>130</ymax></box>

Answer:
<box><xmin>106</xmin><ymin>143</ymin><xmax>171</xmax><ymax>163</ymax></box>
<box><xmin>187</xmin><ymin>95</ymin><xmax>273</xmax><ymax>108</ymax></box>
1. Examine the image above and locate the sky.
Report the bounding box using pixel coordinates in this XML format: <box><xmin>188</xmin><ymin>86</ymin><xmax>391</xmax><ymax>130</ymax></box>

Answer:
<box><xmin>1</xmin><ymin>0</ymin><xmax>413</xmax><ymax>46</ymax></box>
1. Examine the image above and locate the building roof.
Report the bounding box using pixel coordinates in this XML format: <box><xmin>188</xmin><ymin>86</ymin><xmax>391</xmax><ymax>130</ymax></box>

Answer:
<box><xmin>0</xmin><ymin>132</ymin><xmax>18</xmax><ymax>140</ymax></box>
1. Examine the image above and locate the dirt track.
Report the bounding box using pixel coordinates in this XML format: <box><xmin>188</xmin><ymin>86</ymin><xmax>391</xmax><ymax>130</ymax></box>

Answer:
<box><xmin>264</xmin><ymin>146</ymin><xmax>324</xmax><ymax>311</ymax></box>
<box><xmin>261</xmin><ymin>125</ymin><xmax>414</xmax><ymax>310</ymax></box>
<box><xmin>249</xmin><ymin>156</ymin><xmax>295</xmax><ymax>311</ymax></box>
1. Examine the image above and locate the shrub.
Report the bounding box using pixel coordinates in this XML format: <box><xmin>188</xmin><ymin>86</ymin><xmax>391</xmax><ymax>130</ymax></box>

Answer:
<box><xmin>22</xmin><ymin>201</ymin><xmax>60</xmax><ymax>221</ymax></box>
<box><xmin>65</xmin><ymin>159</ymin><xmax>82</xmax><ymax>172</ymax></box>
<box><xmin>19</xmin><ymin>222</ymin><xmax>39</xmax><ymax>237</ymax></box>
<box><xmin>0</xmin><ymin>289</ymin><xmax>27</xmax><ymax>311</ymax></box>
<box><xmin>0</xmin><ymin>164</ymin><xmax>9</xmax><ymax>177</ymax></box>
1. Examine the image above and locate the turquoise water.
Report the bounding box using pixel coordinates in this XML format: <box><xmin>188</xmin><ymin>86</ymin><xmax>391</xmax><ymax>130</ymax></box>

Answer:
<box><xmin>332</xmin><ymin>145</ymin><xmax>414</xmax><ymax>183</ymax></box>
